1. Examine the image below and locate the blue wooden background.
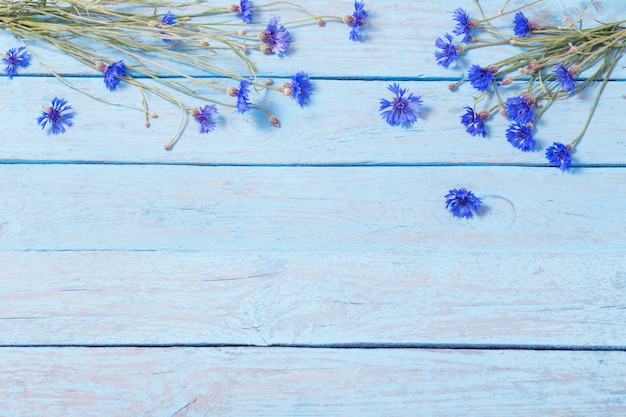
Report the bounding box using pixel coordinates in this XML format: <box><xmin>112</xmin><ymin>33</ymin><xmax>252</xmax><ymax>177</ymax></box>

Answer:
<box><xmin>1</xmin><ymin>0</ymin><xmax>626</xmax><ymax>415</ymax></box>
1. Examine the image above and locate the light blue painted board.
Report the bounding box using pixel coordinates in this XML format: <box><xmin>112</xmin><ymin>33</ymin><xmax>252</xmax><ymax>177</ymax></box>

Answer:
<box><xmin>0</xmin><ymin>165</ymin><xmax>624</xmax><ymax>252</ymax></box>
<box><xmin>1</xmin><ymin>251</ymin><xmax>624</xmax><ymax>346</ymax></box>
<box><xmin>2</xmin><ymin>77</ymin><xmax>625</xmax><ymax>164</ymax></box>
<box><xmin>1</xmin><ymin>347</ymin><xmax>625</xmax><ymax>416</ymax></box>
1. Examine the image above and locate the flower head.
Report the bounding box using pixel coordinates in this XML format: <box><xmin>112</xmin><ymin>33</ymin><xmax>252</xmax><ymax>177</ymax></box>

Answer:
<box><xmin>552</xmin><ymin>64</ymin><xmax>576</xmax><ymax>93</ymax></box>
<box><xmin>445</xmin><ymin>188</ymin><xmax>483</xmax><ymax>218</ymax></box>
<box><xmin>505</xmin><ymin>95</ymin><xmax>534</xmax><ymax>124</ymax></box>
<box><xmin>235</xmin><ymin>79</ymin><xmax>252</xmax><ymax>114</ymax></box>
<box><xmin>158</xmin><ymin>11</ymin><xmax>177</xmax><ymax>43</ymax></box>
<box><xmin>506</xmin><ymin>122</ymin><xmax>535</xmax><ymax>152</ymax></box>
<box><xmin>460</xmin><ymin>106</ymin><xmax>488</xmax><ymax>137</ymax></box>
<box><xmin>379</xmin><ymin>83</ymin><xmax>423</xmax><ymax>127</ymax></box>
<box><xmin>237</xmin><ymin>0</ymin><xmax>253</xmax><ymax>23</ymax></box>
<box><xmin>103</xmin><ymin>60</ymin><xmax>127</xmax><ymax>91</ymax></box>
<box><xmin>3</xmin><ymin>46</ymin><xmax>31</xmax><ymax>78</ymax></box>
<box><xmin>191</xmin><ymin>104</ymin><xmax>218</xmax><ymax>134</ymax></box>
<box><xmin>467</xmin><ymin>64</ymin><xmax>498</xmax><ymax>91</ymax></box>
<box><xmin>513</xmin><ymin>11</ymin><xmax>539</xmax><ymax>37</ymax></box>
<box><xmin>453</xmin><ymin>8</ymin><xmax>476</xmax><ymax>43</ymax></box>
<box><xmin>344</xmin><ymin>1</ymin><xmax>367</xmax><ymax>42</ymax></box>
<box><xmin>545</xmin><ymin>142</ymin><xmax>572</xmax><ymax>171</ymax></box>
<box><xmin>36</xmin><ymin>97</ymin><xmax>75</xmax><ymax>135</ymax></box>
<box><xmin>284</xmin><ymin>71</ymin><xmax>313</xmax><ymax>106</ymax></box>
<box><xmin>261</xmin><ymin>16</ymin><xmax>291</xmax><ymax>57</ymax></box>
<box><xmin>435</xmin><ymin>33</ymin><xmax>459</xmax><ymax>68</ymax></box>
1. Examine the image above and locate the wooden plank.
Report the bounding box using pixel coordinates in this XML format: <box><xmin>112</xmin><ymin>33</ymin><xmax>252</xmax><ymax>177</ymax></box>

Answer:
<box><xmin>1</xmin><ymin>347</ymin><xmax>625</xmax><ymax>416</ymax></box>
<box><xmin>1</xmin><ymin>250</ymin><xmax>625</xmax><ymax>346</ymax></box>
<box><xmin>2</xmin><ymin>77</ymin><xmax>626</xmax><ymax>164</ymax></box>
<box><xmin>0</xmin><ymin>165</ymin><xmax>624</xmax><ymax>252</ymax></box>
<box><xmin>2</xmin><ymin>0</ymin><xmax>624</xmax><ymax>78</ymax></box>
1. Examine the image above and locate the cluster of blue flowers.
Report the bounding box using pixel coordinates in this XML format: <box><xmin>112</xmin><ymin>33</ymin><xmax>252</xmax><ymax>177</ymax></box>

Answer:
<box><xmin>3</xmin><ymin>0</ymin><xmax>369</xmax><ymax>139</ymax></box>
<box><xmin>433</xmin><ymin>6</ymin><xmax>586</xmax><ymax>171</ymax></box>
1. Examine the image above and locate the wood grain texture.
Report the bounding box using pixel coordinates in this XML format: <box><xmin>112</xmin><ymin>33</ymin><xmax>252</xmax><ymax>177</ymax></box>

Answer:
<box><xmin>1</xmin><ymin>347</ymin><xmax>625</xmax><ymax>417</ymax></box>
<box><xmin>1</xmin><ymin>251</ymin><xmax>625</xmax><ymax>346</ymax></box>
<box><xmin>2</xmin><ymin>77</ymin><xmax>626</xmax><ymax>164</ymax></box>
<box><xmin>0</xmin><ymin>165</ymin><xmax>624</xmax><ymax>252</ymax></box>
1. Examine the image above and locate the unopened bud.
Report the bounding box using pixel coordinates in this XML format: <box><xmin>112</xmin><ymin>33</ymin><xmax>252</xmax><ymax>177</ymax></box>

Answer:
<box><xmin>200</xmin><ymin>40</ymin><xmax>210</xmax><ymax>47</ymax></box>
<box><xmin>150</xmin><ymin>112</ymin><xmax>159</xmax><ymax>119</ymax></box>
<box><xmin>227</xmin><ymin>87</ymin><xmax>239</xmax><ymax>97</ymax></box>
<box><xmin>261</xmin><ymin>44</ymin><xmax>273</xmax><ymax>54</ymax></box>
<box><xmin>316</xmin><ymin>18</ymin><xmax>325</xmax><ymax>26</ymax></box>
<box><xmin>478</xmin><ymin>110</ymin><xmax>490</xmax><ymax>120</ymax></box>
<box><xmin>499</xmin><ymin>106</ymin><xmax>507</xmax><ymax>116</ymax></box>
<box><xmin>238</xmin><ymin>29</ymin><xmax>247</xmax><ymax>36</ymax></box>
<box><xmin>265</xmin><ymin>78</ymin><xmax>273</xmax><ymax>85</ymax></box>
<box><xmin>568</xmin><ymin>65</ymin><xmax>581</xmax><ymax>75</ymax></box>
<box><xmin>487</xmin><ymin>65</ymin><xmax>499</xmax><ymax>74</ymax></box>
<box><xmin>268</xmin><ymin>115</ymin><xmax>280</xmax><ymax>127</ymax></box>
<box><xmin>448</xmin><ymin>83</ymin><xmax>457</xmax><ymax>91</ymax></box>
<box><xmin>498</xmin><ymin>77</ymin><xmax>513</xmax><ymax>86</ymax></box>
<box><xmin>95</xmin><ymin>61</ymin><xmax>108</xmax><ymax>72</ymax></box>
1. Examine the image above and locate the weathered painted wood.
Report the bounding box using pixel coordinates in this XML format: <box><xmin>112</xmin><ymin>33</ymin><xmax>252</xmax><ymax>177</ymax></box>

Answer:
<box><xmin>3</xmin><ymin>77</ymin><xmax>625</xmax><ymax>163</ymax></box>
<box><xmin>2</xmin><ymin>0</ymin><xmax>624</xmax><ymax>78</ymax></box>
<box><xmin>0</xmin><ymin>165</ymin><xmax>624</xmax><ymax>252</ymax></box>
<box><xmin>1</xmin><ymin>347</ymin><xmax>625</xmax><ymax>416</ymax></box>
<box><xmin>1</xmin><ymin>251</ymin><xmax>624</xmax><ymax>346</ymax></box>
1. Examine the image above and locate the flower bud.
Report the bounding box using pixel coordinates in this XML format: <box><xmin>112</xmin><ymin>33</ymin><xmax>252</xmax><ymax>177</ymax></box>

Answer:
<box><xmin>238</xmin><ymin>30</ymin><xmax>247</xmax><ymax>36</ymax></box>
<box><xmin>282</xmin><ymin>83</ymin><xmax>293</xmax><ymax>97</ymax></box>
<box><xmin>227</xmin><ymin>87</ymin><xmax>239</xmax><ymax>97</ymax></box>
<box><xmin>316</xmin><ymin>18</ymin><xmax>325</xmax><ymax>26</ymax></box>
<box><xmin>260</xmin><ymin>44</ymin><xmax>273</xmax><ymax>54</ymax></box>
<box><xmin>268</xmin><ymin>115</ymin><xmax>280</xmax><ymax>127</ymax></box>
<box><xmin>95</xmin><ymin>61</ymin><xmax>108</xmax><ymax>72</ymax></box>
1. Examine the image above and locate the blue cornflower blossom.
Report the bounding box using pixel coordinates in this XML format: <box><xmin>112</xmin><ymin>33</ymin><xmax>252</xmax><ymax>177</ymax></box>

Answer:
<box><xmin>552</xmin><ymin>64</ymin><xmax>576</xmax><ymax>93</ymax></box>
<box><xmin>103</xmin><ymin>60</ymin><xmax>126</xmax><ymax>91</ymax></box>
<box><xmin>506</xmin><ymin>122</ymin><xmax>535</xmax><ymax>152</ymax></box>
<box><xmin>545</xmin><ymin>142</ymin><xmax>572</xmax><ymax>171</ymax></box>
<box><xmin>238</xmin><ymin>0</ymin><xmax>253</xmax><ymax>23</ymax></box>
<box><xmin>445</xmin><ymin>188</ymin><xmax>483</xmax><ymax>218</ymax></box>
<box><xmin>460</xmin><ymin>106</ymin><xmax>487</xmax><ymax>137</ymax></box>
<box><xmin>513</xmin><ymin>11</ymin><xmax>537</xmax><ymax>37</ymax></box>
<box><xmin>505</xmin><ymin>95</ymin><xmax>534</xmax><ymax>124</ymax></box>
<box><xmin>435</xmin><ymin>33</ymin><xmax>459</xmax><ymax>68</ymax></box>
<box><xmin>158</xmin><ymin>11</ymin><xmax>177</xmax><ymax>43</ymax></box>
<box><xmin>452</xmin><ymin>8</ymin><xmax>475</xmax><ymax>43</ymax></box>
<box><xmin>192</xmin><ymin>104</ymin><xmax>218</xmax><ymax>134</ymax></box>
<box><xmin>285</xmin><ymin>71</ymin><xmax>313</xmax><ymax>106</ymax></box>
<box><xmin>3</xmin><ymin>46</ymin><xmax>31</xmax><ymax>78</ymax></box>
<box><xmin>379</xmin><ymin>83</ymin><xmax>423</xmax><ymax>127</ymax></box>
<box><xmin>261</xmin><ymin>16</ymin><xmax>291</xmax><ymax>57</ymax></box>
<box><xmin>235</xmin><ymin>78</ymin><xmax>252</xmax><ymax>114</ymax></box>
<box><xmin>346</xmin><ymin>1</ymin><xmax>367</xmax><ymax>42</ymax></box>
<box><xmin>36</xmin><ymin>97</ymin><xmax>75</xmax><ymax>135</ymax></box>
<box><xmin>467</xmin><ymin>64</ymin><xmax>498</xmax><ymax>91</ymax></box>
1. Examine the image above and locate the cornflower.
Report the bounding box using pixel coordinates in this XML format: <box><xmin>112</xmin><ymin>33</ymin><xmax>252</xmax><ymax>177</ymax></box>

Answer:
<box><xmin>283</xmin><ymin>71</ymin><xmax>313</xmax><ymax>106</ymax></box>
<box><xmin>102</xmin><ymin>60</ymin><xmax>127</xmax><ymax>91</ymax></box>
<box><xmin>158</xmin><ymin>11</ymin><xmax>177</xmax><ymax>43</ymax></box>
<box><xmin>260</xmin><ymin>16</ymin><xmax>291</xmax><ymax>57</ymax></box>
<box><xmin>344</xmin><ymin>1</ymin><xmax>367</xmax><ymax>42</ymax></box>
<box><xmin>445</xmin><ymin>188</ymin><xmax>483</xmax><ymax>218</ymax></box>
<box><xmin>229</xmin><ymin>0</ymin><xmax>253</xmax><ymax>24</ymax></box>
<box><xmin>552</xmin><ymin>64</ymin><xmax>576</xmax><ymax>93</ymax></box>
<box><xmin>2</xmin><ymin>46</ymin><xmax>31</xmax><ymax>78</ymax></box>
<box><xmin>545</xmin><ymin>142</ymin><xmax>572</xmax><ymax>171</ymax></box>
<box><xmin>505</xmin><ymin>95</ymin><xmax>534</xmax><ymax>124</ymax></box>
<box><xmin>36</xmin><ymin>97</ymin><xmax>75</xmax><ymax>135</ymax></box>
<box><xmin>460</xmin><ymin>106</ymin><xmax>488</xmax><ymax>137</ymax></box>
<box><xmin>513</xmin><ymin>11</ymin><xmax>539</xmax><ymax>37</ymax></box>
<box><xmin>235</xmin><ymin>79</ymin><xmax>252</xmax><ymax>114</ymax></box>
<box><xmin>452</xmin><ymin>8</ymin><xmax>477</xmax><ymax>43</ymax></box>
<box><xmin>506</xmin><ymin>122</ymin><xmax>535</xmax><ymax>152</ymax></box>
<box><xmin>435</xmin><ymin>33</ymin><xmax>459</xmax><ymax>68</ymax></box>
<box><xmin>467</xmin><ymin>64</ymin><xmax>498</xmax><ymax>91</ymax></box>
<box><xmin>379</xmin><ymin>83</ymin><xmax>423</xmax><ymax>127</ymax></box>
<box><xmin>191</xmin><ymin>104</ymin><xmax>218</xmax><ymax>134</ymax></box>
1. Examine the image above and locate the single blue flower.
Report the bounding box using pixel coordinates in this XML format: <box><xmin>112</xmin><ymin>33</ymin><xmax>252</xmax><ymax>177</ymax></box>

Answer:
<box><xmin>513</xmin><ymin>11</ymin><xmax>533</xmax><ymax>37</ymax></box>
<box><xmin>236</xmin><ymin>78</ymin><xmax>252</xmax><ymax>114</ymax></box>
<box><xmin>453</xmin><ymin>8</ymin><xmax>474</xmax><ymax>43</ymax></box>
<box><xmin>506</xmin><ymin>122</ymin><xmax>535</xmax><ymax>152</ymax></box>
<box><xmin>262</xmin><ymin>16</ymin><xmax>291</xmax><ymax>57</ymax></box>
<box><xmin>287</xmin><ymin>71</ymin><xmax>313</xmax><ymax>106</ymax></box>
<box><xmin>3</xmin><ymin>46</ymin><xmax>31</xmax><ymax>78</ymax></box>
<box><xmin>379</xmin><ymin>83</ymin><xmax>423</xmax><ymax>127</ymax></box>
<box><xmin>445</xmin><ymin>188</ymin><xmax>483</xmax><ymax>218</ymax></box>
<box><xmin>552</xmin><ymin>64</ymin><xmax>576</xmax><ymax>93</ymax></box>
<box><xmin>192</xmin><ymin>104</ymin><xmax>218</xmax><ymax>134</ymax></box>
<box><xmin>435</xmin><ymin>33</ymin><xmax>459</xmax><ymax>68</ymax></box>
<box><xmin>347</xmin><ymin>1</ymin><xmax>367</xmax><ymax>42</ymax></box>
<box><xmin>103</xmin><ymin>60</ymin><xmax>126</xmax><ymax>91</ymax></box>
<box><xmin>460</xmin><ymin>106</ymin><xmax>487</xmax><ymax>137</ymax></box>
<box><xmin>467</xmin><ymin>64</ymin><xmax>497</xmax><ymax>91</ymax></box>
<box><xmin>239</xmin><ymin>0</ymin><xmax>253</xmax><ymax>23</ymax></box>
<box><xmin>505</xmin><ymin>95</ymin><xmax>534</xmax><ymax>124</ymax></box>
<box><xmin>158</xmin><ymin>10</ymin><xmax>177</xmax><ymax>43</ymax></box>
<box><xmin>36</xmin><ymin>97</ymin><xmax>75</xmax><ymax>135</ymax></box>
<box><xmin>545</xmin><ymin>142</ymin><xmax>572</xmax><ymax>171</ymax></box>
